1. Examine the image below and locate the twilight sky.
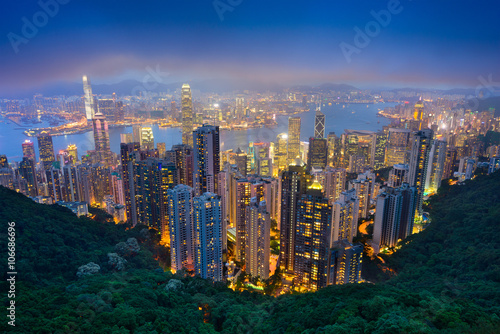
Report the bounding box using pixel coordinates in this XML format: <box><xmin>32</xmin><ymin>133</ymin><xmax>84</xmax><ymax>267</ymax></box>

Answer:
<box><xmin>1</xmin><ymin>0</ymin><xmax>499</xmax><ymax>95</ymax></box>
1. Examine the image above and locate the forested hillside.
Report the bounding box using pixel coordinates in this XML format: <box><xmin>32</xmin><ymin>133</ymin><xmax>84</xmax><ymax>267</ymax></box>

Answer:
<box><xmin>1</xmin><ymin>171</ymin><xmax>499</xmax><ymax>333</ymax></box>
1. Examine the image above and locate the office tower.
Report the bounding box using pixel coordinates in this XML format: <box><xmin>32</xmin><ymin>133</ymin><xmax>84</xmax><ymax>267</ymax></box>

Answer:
<box><xmin>115</xmin><ymin>101</ymin><xmax>125</xmax><ymax>122</ymax></box>
<box><xmin>307</xmin><ymin>137</ymin><xmax>328</xmax><ymax>171</ymax></box>
<box><xmin>300</xmin><ymin>141</ymin><xmax>309</xmax><ymax>164</ymax></box>
<box><xmin>140</xmin><ymin>127</ymin><xmax>154</xmax><ymax>150</ymax></box>
<box><xmin>83</xmin><ymin>75</ymin><xmax>96</xmax><ymax>120</ymax></box>
<box><xmin>275</xmin><ymin>133</ymin><xmax>288</xmax><ymax>172</ymax></box>
<box><xmin>172</xmin><ymin>144</ymin><xmax>194</xmax><ymax>187</ymax></box>
<box><xmin>22</xmin><ymin>140</ymin><xmax>36</xmax><ymax>162</ymax></box>
<box><xmin>385</xmin><ymin>128</ymin><xmax>411</xmax><ymax>166</ymax></box>
<box><xmin>234</xmin><ymin>148</ymin><xmax>247</xmax><ymax>176</ymax></box>
<box><xmin>120</xmin><ymin>133</ymin><xmax>134</xmax><ymax>144</ymax></box>
<box><xmin>120</xmin><ymin>142</ymin><xmax>140</xmax><ymax>222</ymax></box>
<box><xmin>442</xmin><ymin>148</ymin><xmax>457</xmax><ymax>180</ymax></box>
<box><xmin>348</xmin><ymin>172</ymin><xmax>374</xmax><ymax>219</ymax></box>
<box><xmin>294</xmin><ymin>181</ymin><xmax>332</xmax><ymax>290</ymax></box>
<box><xmin>246</xmin><ymin>142</ymin><xmax>256</xmax><ymax>174</ymax></box>
<box><xmin>425</xmin><ymin>140</ymin><xmax>447</xmax><ymax>193</ymax></box>
<box><xmin>37</xmin><ymin>131</ymin><xmax>55</xmax><ymax>170</ymax></box>
<box><xmin>413</xmin><ymin>100</ymin><xmax>424</xmax><ymax>131</ymax></box>
<box><xmin>245</xmin><ymin>198</ymin><xmax>270</xmax><ymax>280</ymax></box>
<box><xmin>168</xmin><ymin>184</ymin><xmax>194</xmax><ymax>272</ymax></box>
<box><xmin>374</xmin><ymin>131</ymin><xmax>387</xmax><ymax>169</ymax></box>
<box><xmin>348</xmin><ymin>155</ymin><xmax>366</xmax><ymax>174</ymax></box>
<box><xmin>45</xmin><ymin>167</ymin><xmax>62</xmax><ymax>201</ymax></box>
<box><xmin>66</xmin><ymin>144</ymin><xmax>78</xmax><ymax>163</ymax></box>
<box><xmin>193</xmin><ymin>192</ymin><xmax>223</xmax><ymax>281</ymax></box>
<box><xmin>92</xmin><ymin>112</ymin><xmax>113</xmax><ymax>167</ymax></box>
<box><xmin>235</xmin><ymin>96</ymin><xmax>245</xmax><ymax>119</ymax></box>
<box><xmin>388</xmin><ymin>164</ymin><xmax>409</xmax><ymax>188</ymax></box>
<box><xmin>287</xmin><ymin>117</ymin><xmax>301</xmax><ymax>163</ymax></box>
<box><xmin>181</xmin><ymin>84</ymin><xmax>194</xmax><ymax>147</ymax></box>
<box><xmin>408</xmin><ymin>129</ymin><xmax>433</xmax><ymax>217</ymax></box>
<box><xmin>328</xmin><ymin>240</ymin><xmax>363</xmax><ymax>285</ymax></box>
<box><xmin>279</xmin><ymin>159</ymin><xmax>312</xmax><ymax>273</ymax></box>
<box><xmin>193</xmin><ymin>125</ymin><xmax>220</xmax><ymax>197</ymax></box>
<box><xmin>314</xmin><ymin>109</ymin><xmax>325</xmax><ymax>138</ymax></box>
<box><xmin>133</xmin><ymin>125</ymin><xmax>141</xmax><ymax>144</ymax></box>
<box><xmin>19</xmin><ymin>157</ymin><xmax>38</xmax><ymax>197</ymax></box>
<box><xmin>327</xmin><ymin>132</ymin><xmax>340</xmax><ymax>167</ymax></box>
<box><xmin>63</xmin><ymin>165</ymin><xmax>80</xmax><ymax>202</ymax></box>
<box><xmin>340</xmin><ymin>130</ymin><xmax>376</xmax><ymax>169</ymax></box>
<box><xmin>157</xmin><ymin>142</ymin><xmax>166</xmax><ymax>159</ymax></box>
<box><xmin>372</xmin><ymin>184</ymin><xmax>417</xmax><ymax>253</ymax></box>
<box><xmin>0</xmin><ymin>155</ymin><xmax>8</xmax><ymax>168</ymax></box>
<box><xmin>332</xmin><ymin>189</ymin><xmax>359</xmax><ymax>243</ymax></box>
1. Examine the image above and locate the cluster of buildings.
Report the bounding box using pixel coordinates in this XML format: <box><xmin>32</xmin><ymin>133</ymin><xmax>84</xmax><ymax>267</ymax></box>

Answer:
<box><xmin>2</xmin><ymin>79</ymin><xmax>500</xmax><ymax>292</ymax></box>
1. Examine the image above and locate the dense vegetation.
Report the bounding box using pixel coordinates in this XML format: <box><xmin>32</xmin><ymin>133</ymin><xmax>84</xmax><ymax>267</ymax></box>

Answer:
<box><xmin>1</xmin><ymin>171</ymin><xmax>499</xmax><ymax>333</ymax></box>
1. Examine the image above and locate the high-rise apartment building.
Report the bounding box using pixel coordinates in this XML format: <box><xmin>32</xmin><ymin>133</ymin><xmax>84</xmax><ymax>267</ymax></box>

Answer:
<box><xmin>385</xmin><ymin>128</ymin><xmax>411</xmax><ymax>166</ymax></box>
<box><xmin>168</xmin><ymin>184</ymin><xmax>194</xmax><ymax>272</ymax></box>
<box><xmin>19</xmin><ymin>157</ymin><xmax>37</xmax><ymax>197</ymax></box>
<box><xmin>245</xmin><ymin>198</ymin><xmax>270</xmax><ymax>280</ymax></box>
<box><xmin>193</xmin><ymin>192</ymin><xmax>223</xmax><ymax>281</ymax></box>
<box><xmin>425</xmin><ymin>140</ymin><xmax>447</xmax><ymax>193</ymax></box>
<box><xmin>193</xmin><ymin>125</ymin><xmax>220</xmax><ymax>197</ymax></box>
<box><xmin>408</xmin><ymin>129</ymin><xmax>433</xmax><ymax>216</ymax></box>
<box><xmin>332</xmin><ymin>189</ymin><xmax>359</xmax><ymax>243</ymax></box>
<box><xmin>328</xmin><ymin>239</ymin><xmax>363</xmax><ymax>285</ymax></box>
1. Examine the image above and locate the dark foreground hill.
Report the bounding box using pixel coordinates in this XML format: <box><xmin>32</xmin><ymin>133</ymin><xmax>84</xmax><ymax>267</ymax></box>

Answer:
<box><xmin>1</xmin><ymin>170</ymin><xmax>499</xmax><ymax>333</ymax></box>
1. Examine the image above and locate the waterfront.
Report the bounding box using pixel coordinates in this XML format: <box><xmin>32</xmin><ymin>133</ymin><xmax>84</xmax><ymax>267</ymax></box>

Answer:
<box><xmin>0</xmin><ymin>102</ymin><xmax>396</xmax><ymax>160</ymax></box>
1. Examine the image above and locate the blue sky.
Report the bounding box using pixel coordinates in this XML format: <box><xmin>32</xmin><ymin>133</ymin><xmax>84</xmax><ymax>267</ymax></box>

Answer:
<box><xmin>1</xmin><ymin>0</ymin><xmax>499</xmax><ymax>95</ymax></box>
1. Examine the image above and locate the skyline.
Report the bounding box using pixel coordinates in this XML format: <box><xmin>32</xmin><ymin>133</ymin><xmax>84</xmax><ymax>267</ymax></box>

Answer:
<box><xmin>1</xmin><ymin>1</ymin><xmax>500</xmax><ymax>96</ymax></box>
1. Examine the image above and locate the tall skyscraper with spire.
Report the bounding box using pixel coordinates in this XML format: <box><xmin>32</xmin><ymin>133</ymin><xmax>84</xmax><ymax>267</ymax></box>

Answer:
<box><xmin>83</xmin><ymin>75</ymin><xmax>96</xmax><ymax>120</ymax></box>
<box><xmin>92</xmin><ymin>112</ymin><xmax>112</xmax><ymax>166</ymax></box>
<box><xmin>181</xmin><ymin>84</ymin><xmax>194</xmax><ymax>147</ymax></box>
<box><xmin>314</xmin><ymin>107</ymin><xmax>325</xmax><ymax>138</ymax></box>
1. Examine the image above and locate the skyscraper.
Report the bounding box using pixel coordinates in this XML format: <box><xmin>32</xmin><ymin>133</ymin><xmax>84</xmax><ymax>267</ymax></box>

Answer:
<box><xmin>425</xmin><ymin>140</ymin><xmax>447</xmax><ymax>193</ymax></box>
<box><xmin>287</xmin><ymin>117</ymin><xmax>301</xmax><ymax>163</ymax></box>
<box><xmin>120</xmin><ymin>142</ymin><xmax>140</xmax><ymax>223</ymax></box>
<box><xmin>413</xmin><ymin>100</ymin><xmax>424</xmax><ymax>131</ymax></box>
<box><xmin>193</xmin><ymin>192</ymin><xmax>223</xmax><ymax>281</ymax></box>
<box><xmin>193</xmin><ymin>125</ymin><xmax>220</xmax><ymax>197</ymax></box>
<box><xmin>66</xmin><ymin>144</ymin><xmax>78</xmax><ymax>163</ymax></box>
<box><xmin>181</xmin><ymin>84</ymin><xmax>194</xmax><ymax>147</ymax></box>
<box><xmin>332</xmin><ymin>189</ymin><xmax>359</xmax><ymax>243</ymax></box>
<box><xmin>279</xmin><ymin>159</ymin><xmax>312</xmax><ymax>273</ymax></box>
<box><xmin>19</xmin><ymin>157</ymin><xmax>37</xmax><ymax>197</ymax></box>
<box><xmin>294</xmin><ymin>180</ymin><xmax>332</xmax><ymax>290</ymax></box>
<box><xmin>408</xmin><ymin>129</ymin><xmax>433</xmax><ymax>216</ymax></box>
<box><xmin>235</xmin><ymin>96</ymin><xmax>245</xmax><ymax>119</ymax></box>
<box><xmin>92</xmin><ymin>112</ymin><xmax>113</xmax><ymax>167</ymax></box>
<box><xmin>168</xmin><ymin>184</ymin><xmax>194</xmax><ymax>272</ymax></box>
<box><xmin>328</xmin><ymin>240</ymin><xmax>363</xmax><ymax>285</ymax></box>
<box><xmin>171</xmin><ymin>144</ymin><xmax>194</xmax><ymax>187</ymax></box>
<box><xmin>314</xmin><ymin>109</ymin><xmax>325</xmax><ymax>138</ymax></box>
<box><xmin>45</xmin><ymin>167</ymin><xmax>62</xmax><ymax>201</ymax></box>
<box><xmin>245</xmin><ymin>198</ymin><xmax>270</xmax><ymax>280</ymax></box>
<box><xmin>37</xmin><ymin>131</ymin><xmax>55</xmax><ymax>170</ymax></box>
<box><xmin>372</xmin><ymin>184</ymin><xmax>417</xmax><ymax>253</ymax></box>
<box><xmin>307</xmin><ymin>137</ymin><xmax>328</xmax><ymax>171</ymax></box>
<box><xmin>83</xmin><ymin>75</ymin><xmax>96</xmax><ymax>120</ymax></box>
<box><xmin>140</xmin><ymin>127</ymin><xmax>155</xmax><ymax>150</ymax></box>
<box><xmin>388</xmin><ymin>164</ymin><xmax>409</xmax><ymax>188</ymax></box>
<box><xmin>385</xmin><ymin>128</ymin><xmax>411</xmax><ymax>166</ymax></box>
<box><xmin>22</xmin><ymin>140</ymin><xmax>36</xmax><ymax>162</ymax></box>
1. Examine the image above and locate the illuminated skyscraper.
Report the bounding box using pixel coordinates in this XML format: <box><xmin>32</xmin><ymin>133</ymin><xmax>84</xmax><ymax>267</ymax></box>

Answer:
<box><xmin>327</xmin><ymin>132</ymin><xmax>340</xmax><ymax>167</ymax></box>
<box><xmin>314</xmin><ymin>109</ymin><xmax>325</xmax><ymax>138</ymax></box>
<box><xmin>373</xmin><ymin>184</ymin><xmax>417</xmax><ymax>253</ymax></box>
<box><xmin>181</xmin><ymin>84</ymin><xmax>194</xmax><ymax>147</ymax></box>
<box><xmin>157</xmin><ymin>142</ymin><xmax>166</xmax><ymax>159</ymax></box>
<box><xmin>171</xmin><ymin>144</ymin><xmax>194</xmax><ymax>187</ymax></box>
<box><xmin>311</xmin><ymin>167</ymin><xmax>346</xmax><ymax>204</ymax></box>
<box><xmin>66</xmin><ymin>144</ymin><xmax>78</xmax><ymax>163</ymax></box>
<box><xmin>287</xmin><ymin>117</ymin><xmax>301</xmax><ymax>163</ymax></box>
<box><xmin>374</xmin><ymin>131</ymin><xmax>387</xmax><ymax>169</ymax></box>
<box><xmin>193</xmin><ymin>192</ymin><xmax>223</xmax><ymax>281</ymax></box>
<box><xmin>425</xmin><ymin>140</ymin><xmax>447</xmax><ymax>193</ymax></box>
<box><xmin>37</xmin><ymin>131</ymin><xmax>55</xmax><ymax>170</ymax></box>
<box><xmin>140</xmin><ymin>127</ymin><xmax>154</xmax><ymax>150</ymax></box>
<box><xmin>307</xmin><ymin>137</ymin><xmax>328</xmax><ymax>171</ymax></box>
<box><xmin>19</xmin><ymin>157</ymin><xmax>37</xmax><ymax>197</ymax></box>
<box><xmin>294</xmin><ymin>180</ymin><xmax>332</xmax><ymax>290</ymax></box>
<box><xmin>328</xmin><ymin>240</ymin><xmax>363</xmax><ymax>285</ymax></box>
<box><xmin>83</xmin><ymin>75</ymin><xmax>96</xmax><ymax>120</ymax></box>
<box><xmin>385</xmin><ymin>128</ymin><xmax>411</xmax><ymax>166</ymax></box>
<box><xmin>235</xmin><ymin>96</ymin><xmax>245</xmax><ymax>119</ymax></box>
<box><xmin>235</xmin><ymin>178</ymin><xmax>251</xmax><ymax>262</ymax></box>
<box><xmin>22</xmin><ymin>140</ymin><xmax>36</xmax><ymax>162</ymax></box>
<box><xmin>408</xmin><ymin>129</ymin><xmax>433</xmax><ymax>217</ymax></box>
<box><xmin>168</xmin><ymin>184</ymin><xmax>194</xmax><ymax>272</ymax></box>
<box><xmin>279</xmin><ymin>159</ymin><xmax>312</xmax><ymax>273</ymax></box>
<box><xmin>332</xmin><ymin>189</ymin><xmax>359</xmax><ymax>243</ymax></box>
<box><xmin>388</xmin><ymin>164</ymin><xmax>409</xmax><ymax>188</ymax></box>
<box><xmin>413</xmin><ymin>99</ymin><xmax>424</xmax><ymax>131</ymax></box>
<box><xmin>245</xmin><ymin>198</ymin><xmax>270</xmax><ymax>280</ymax></box>
<box><xmin>92</xmin><ymin>112</ymin><xmax>112</xmax><ymax>167</ymax></box>
<box><xmin>193</xmin><ymin>125</ymin><xmax>220</xmax><ymax>197</ymax></box>
<box><xmin>45</xmin><ymin>168</ymin><xmax>62</xmax><ymax>201</ymax></box>
<box><xmin>63</xmin><ymin>165</ymin><xmax>80</xmax><ymax>202</ymax></box>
